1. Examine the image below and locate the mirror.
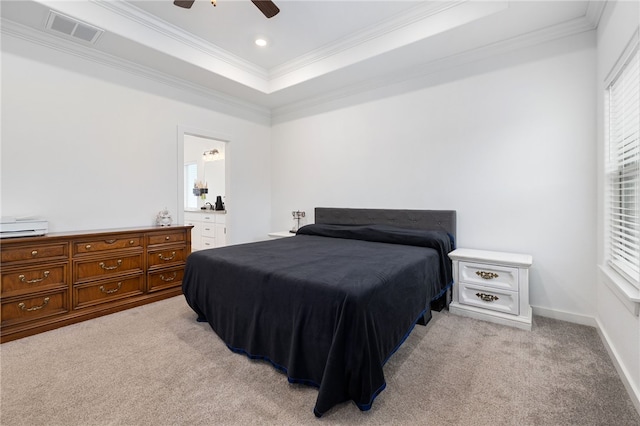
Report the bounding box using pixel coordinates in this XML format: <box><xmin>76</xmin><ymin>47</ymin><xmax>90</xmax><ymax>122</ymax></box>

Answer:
<box><xmin>183</xmin><ymin>134</ymin><xmax>226</xmax><ymax>211</ymax></box>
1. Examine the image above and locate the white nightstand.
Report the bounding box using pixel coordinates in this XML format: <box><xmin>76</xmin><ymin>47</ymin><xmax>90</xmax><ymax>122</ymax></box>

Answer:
<box><xmin>448</xmin><ymin>248</ymin><xmax>533</xmax><ymax>330</ymax></box>
<box><xmin>268</xmin><ymin>231</ymin><xmax>296</xmax><ymax>238</ymax></box>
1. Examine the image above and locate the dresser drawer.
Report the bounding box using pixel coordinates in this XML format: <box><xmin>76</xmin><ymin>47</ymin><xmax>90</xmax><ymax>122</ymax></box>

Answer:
<box><xmin>147</xmin><ymin>231</ymin><xmax>186</xmax><ymax>246</ymax></box>
<box><xmin>73</xmin><ymin>236</ymin><xmax>142</xmax><ymax>255</ymax></box>
<box><xmin>1</xmin><ymin>243</ymin><xmax>68</xmax><ymax>264</ymax></box>
<box><xmin>74</xmin><ymin>253</ymin><xmax>143</xmax><ymax>283</ymax></box>
<box><xmin>1</xmin><ymin>290</ymin><xmax>69</xmax><ymax>327</ymax></box>
<box><xmin>459</xmin><ymin>261</ymin><xmax>519</xmax><ymax>291</ymax></box>
<box><xmin>458</xmin><ymin>282</ymin><xmax>519</xmax><ymax>315</ymax></box>
<box><xmin>148</xmin><ymin>266</ymin><xmax>184</xmax><ymax>292</ymax></box>
<box><xmin>202</xmin><ymin>237</ymin><xmax>215</xmax><ymax>249</ymax></box>
<box><xmin>1</xmin><ymin>264</ymin><xmax>67</xmax><ymax>297</ymax></box>
<box><xmin>147</xmin><ymin>246</ymin><xmax>188</xmax><ymax>268</ymax></box>
<box><xmin>202</xmin><ymin>224</ymin><xmax>216</xmax><ymax>238</ymax></box>
<box><xmin>73</xmin><ymin>275</ymin><xmax>144</xmax><ymax>309</ymax></box>
<box><xmin>201</xmin><ymin>214</ymin><xmax>225</xmax><ymax>224</ymax></box>
<box><xmin>201</xmin><ymin>214</ymin><xmax>216</xmax><ymax>222</ymax></box>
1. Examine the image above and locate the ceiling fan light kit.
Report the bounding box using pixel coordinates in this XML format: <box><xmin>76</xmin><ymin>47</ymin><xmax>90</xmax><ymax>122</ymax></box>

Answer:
<box><xmin>173</xmin><ymin>0</ymin><xmax>279</xmax><ymax>18</ymax></box>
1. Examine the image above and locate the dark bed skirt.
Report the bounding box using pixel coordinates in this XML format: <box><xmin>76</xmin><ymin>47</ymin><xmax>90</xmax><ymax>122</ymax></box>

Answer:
<box><xmin>430</xmin><ymin>286</ymin><xmax>451</xmax><ymax>313</ymax></box>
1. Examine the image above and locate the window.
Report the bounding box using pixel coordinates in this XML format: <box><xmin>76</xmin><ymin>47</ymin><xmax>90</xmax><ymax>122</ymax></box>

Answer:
<box><xmin>606</xmin><ymin>40</ymin><xmax>639</xmax><ymax>289</ymax></box>
<box><xmin>184</xmin><ymin>162</ymin><xmax>197</xmax><ymax>210</ymax></box>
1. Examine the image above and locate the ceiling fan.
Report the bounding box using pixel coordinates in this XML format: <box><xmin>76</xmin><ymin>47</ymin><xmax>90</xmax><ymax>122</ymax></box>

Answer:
<box><xmin>173</xmin><ymin>0</ymin><xmax>280</xmax><ymax>19</ymax></box>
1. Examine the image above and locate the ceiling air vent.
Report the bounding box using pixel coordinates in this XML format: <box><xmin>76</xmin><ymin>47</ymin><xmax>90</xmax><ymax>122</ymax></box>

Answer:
<box><xmin>45</xmin><ymin>10</ymin><xmax>103</xmax><ymax>45</ymax></box>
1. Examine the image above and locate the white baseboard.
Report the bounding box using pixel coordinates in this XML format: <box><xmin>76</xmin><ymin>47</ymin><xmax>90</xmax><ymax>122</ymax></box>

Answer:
<box><xmin>531</xmin><ymin>305</ymin><xmax>597</xmax><ymax>327</ymax></box>
<box><xmin>531</xmin><ymin>306</ymin><xmax>640</xmax><ymax>417</ymax></box>
<box><xmin>450</xmin><ymin>302</ymin><xmax>532</xmax><ymax>330</ymax></box>
<box><xmin>595</xmin><ymin>317</ymin><xmax>640</xmax><ymax>417</ymax></box>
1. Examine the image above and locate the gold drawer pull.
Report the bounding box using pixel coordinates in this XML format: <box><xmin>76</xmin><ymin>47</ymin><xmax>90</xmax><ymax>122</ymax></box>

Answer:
<box><xmin>158</xmin><ymin>251</ymin><xmax>176</xmax><ymax>261</ymax></box>
<box><xmin>165</xmin><ymin>236</ymin><xmax>171</xmax><ymax>241</ymax></box>
<box><xmin>105</xmin><ymin>239</ymin><xmax>117</xmax><ymax>244</ymax></box>
<box><xmin>18</xmin><ymin>271</ymin><xmax>50</xmax><ymax>284</ymax></box>
<box><xmin>160</xmin><ymin>272</ymin><xmax>177</xmax><ymax>282</ymax></box>
<box><xmin>476</xmin><ymin>292</ymin><xmax>499</xmax><ymax>302</ymax></box>
<box><xmin>18</xmin><ymin>297</ymin><xmax>50</xmax><ymax>312</ymax></box>
<box><xmin>99</xmin><ymin>259</ymin><xmax>122</xmax><ymax>270</ymax></box>
<box><xmin>85</xmin><ymin>244</ymin><xmax>92</xmax><ymax>250</ymax></box>
<box><xmin>129</xmin><ymin>240</ymin><xmax>135</xmax><ymax>245</ymax></box>
<box><xmin>99</xmin><ymin>282</ymin><xmax>122</xmax><ymax>294</ymax></box>
<box><xmin>476</xmin><ymin>271</ymin><xmax>499</xmax><ymax>280</ymax></box>
<box><xmin>31</xmin><ymin>250</ymin><xmax>38</xmax><ymax>257</ymax></box>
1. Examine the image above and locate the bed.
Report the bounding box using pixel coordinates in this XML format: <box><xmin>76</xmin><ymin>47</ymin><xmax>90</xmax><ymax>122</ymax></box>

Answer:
<box><xmin>182</xmin><ymin>208</ymin><xmax>456</xmax><ymax>416</ymax></box>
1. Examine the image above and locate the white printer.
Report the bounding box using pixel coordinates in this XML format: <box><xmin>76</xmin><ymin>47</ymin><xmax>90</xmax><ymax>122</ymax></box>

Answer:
<box><xmin>0</xmin><ymin>217</ymin><xmax>49</xmax><ymax>238</ymax></box>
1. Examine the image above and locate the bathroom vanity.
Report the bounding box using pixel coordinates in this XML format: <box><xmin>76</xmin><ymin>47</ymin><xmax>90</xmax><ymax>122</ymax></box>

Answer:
<box><xmin>183</xmin><ymin>210</ymin><xmax>227</xmax><ymax>251</ymax></box>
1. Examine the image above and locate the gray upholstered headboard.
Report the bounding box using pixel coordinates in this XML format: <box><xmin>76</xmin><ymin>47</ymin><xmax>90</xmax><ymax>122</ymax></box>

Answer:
<box><xmin>314</xmin><ymin>208</ymin><xmax>456</xmax><ymax>241</ymax></box>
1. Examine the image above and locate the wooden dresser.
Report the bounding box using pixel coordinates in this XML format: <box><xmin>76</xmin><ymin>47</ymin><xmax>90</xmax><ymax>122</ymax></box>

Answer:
<box><xmin>0</xmin><ymin>225</ymin><xmax>192</xmax><ymax>343</ymax></box>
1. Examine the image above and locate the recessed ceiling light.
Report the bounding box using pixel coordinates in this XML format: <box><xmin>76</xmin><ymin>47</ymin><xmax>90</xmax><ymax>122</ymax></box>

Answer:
<box><xmin>255</xmin><ymin>38</ymin><xmax>268</xmax><ymax>47</ymax></box>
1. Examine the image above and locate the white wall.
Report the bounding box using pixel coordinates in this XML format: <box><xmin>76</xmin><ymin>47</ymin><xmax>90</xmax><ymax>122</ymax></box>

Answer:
<box><xmin>1</xmin><ymin>33</ymin><xmax>271</xmax><ymax>244</ymax></box>
<box><xmin>595</xmin><ymin>0</ymin><xmax>640</xmax><ymax>413</ymax></box>
<box><xmin>271</xmin><ymin>31</ymin><xmax>597</xmax><ymax>321</ymax></box>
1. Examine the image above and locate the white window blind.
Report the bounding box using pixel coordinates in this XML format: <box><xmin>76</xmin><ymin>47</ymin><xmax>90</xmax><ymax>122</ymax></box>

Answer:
<box><xmin>606</xmin><ymin>45</ymin><xmax>639</xmax><ymax>288</ymax></box>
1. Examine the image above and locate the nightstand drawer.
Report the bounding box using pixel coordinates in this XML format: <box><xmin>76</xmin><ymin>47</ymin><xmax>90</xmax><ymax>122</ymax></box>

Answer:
<box><xmin>459</xmin><ymin>261</ymin><xmax>518</xmax><ymax>291</ymax></box>
<box><xmin>458</xmin><ymin>282</ymin><xmax>519</xmax><ymax>315</ymax></box>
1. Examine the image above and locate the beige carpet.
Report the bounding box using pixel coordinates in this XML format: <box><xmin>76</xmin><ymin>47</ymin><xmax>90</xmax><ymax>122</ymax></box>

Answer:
<box><xmin>1</xmin><ymin>296</ymin><xmax>638</xmax><ymax>426</ymax></box>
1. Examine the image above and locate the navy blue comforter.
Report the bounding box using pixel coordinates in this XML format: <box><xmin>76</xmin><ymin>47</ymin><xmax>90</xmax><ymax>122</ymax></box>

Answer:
<box><xmin>182</xmin><ymin>224</ymin><xmax>453</xmax><ymax>416</ymax></box>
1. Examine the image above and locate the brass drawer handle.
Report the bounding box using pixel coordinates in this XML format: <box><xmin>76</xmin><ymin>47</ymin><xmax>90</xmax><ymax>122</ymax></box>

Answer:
<box><xmin>165</xmin><ymin>236</ymin><xmax>171</xmax><ymax>241</ymax></box>
<box><xmin>160</xmin><ymin>272</ymin><xmax>177</xmax><ymax>282</ymax></box>
<box><xmin>476</xmin><ymin>292</ymin><xmax>499</xmax><ymax>302</ymax></box>
<box><xmin>476</xmin><ymin>271</ymin><xmax>499</xmax><ymax>280</ymax></box>
<box><xmin>85</xmin><ymin>244</ymin><xmax>92</xmax><ymax>250</ymax></box>
<box><xmin>18</xmin><ymin>297</ymin><xmax>50</xmax><ymax>312</ymax></box>
<box><xmin>99</xmin><ymin>259</ymin><xmax>122</xmax><ymax>270</ymax></box>
<box><xmin>31</xmin><ymin>250</ymin><xmax>38</xmax><ymax>257</ymax></box>
<box><xmin>158</xmin><ymin>251</ymin><xmax>176</xmax><ymax>261</ymax></box>
<box><xmin>129</xmin><ymin>240</ymin><xmax>135</xmax><ymax>245</ymax></box>
<box><xmin>18</xmin><ymin>271</ymin><xmax>50</xmax><ymax>284</ymax></box>
<box><xmin>99</xmin><ymin>282</ymin><xmax>122</xmax><ymax>294</ymax></box>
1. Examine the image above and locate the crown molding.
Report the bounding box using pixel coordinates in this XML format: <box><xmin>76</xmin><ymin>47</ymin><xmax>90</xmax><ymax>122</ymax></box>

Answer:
<box><xmin>2</xmin><ymin>3</ymin><xmax>599</xmax><ymax>127</ymax></box>
<box><xmin>93</xmin><ymin>0</ymin><xmax>472</xmax><ymax>89</ymax></box>
<box><xmin>271</xmin><ymin>14</ymin><xmax>597</xmax><ymax>123</ymax></box>
<box><xmin>27</xmin><ymin>0</ymin><xmax>508</xmax><ymax>96</ymax></box>
<box><xmin>585</xmin><ymin>0</ymin><xmax>607</xmax><ymax>29</ymax></box>
<box><xmin>0</xmin><ymin>18</ymin><xmax>271</xmax><ymax>124</ymax></box>
<box><xmin>36</xmin><ymin>0</ymin><xmax>270</xmax><ymax>92</ymax></box>
<box><xmin>268</xmin><ymin>1</ymin><xmax>463</xmax><ymax>80</ymax></box>
<box><xmin>267</xmin><ymin>0</ymin><xmax>509</xmax><ymax>93</ymax></box>
<box><xmin>92</xmin><ymin>0</ymin><xmax>268</xmax><ymax>80</ymax></box>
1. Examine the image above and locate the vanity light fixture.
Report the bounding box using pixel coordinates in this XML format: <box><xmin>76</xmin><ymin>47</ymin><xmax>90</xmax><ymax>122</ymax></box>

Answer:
<box><xmin>202</xmin><ymin>149</ymin><xmax>220</xmax><ymax>161</ymax></box>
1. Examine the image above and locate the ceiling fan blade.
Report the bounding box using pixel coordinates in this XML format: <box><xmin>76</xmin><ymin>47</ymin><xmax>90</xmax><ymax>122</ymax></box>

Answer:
<box><xmin>251</xmin><ymin>0</ymin><xmax>280</xmax><ymax>18</ymax></box>
<box><xmin>174</xmin><ymin>0</ymin><xmax>195</xmax><ymax>9</ymax></box>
